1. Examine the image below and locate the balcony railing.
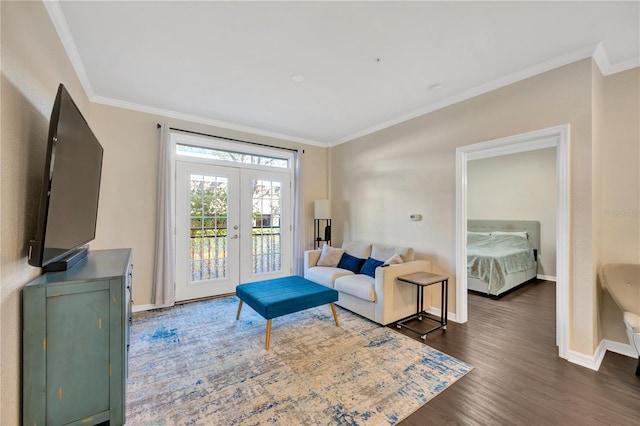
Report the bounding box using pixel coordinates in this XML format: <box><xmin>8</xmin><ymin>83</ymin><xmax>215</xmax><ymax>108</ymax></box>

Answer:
<box><xmin>189</xmin><ymin>228</ymin><xmax>281</xmax><ymax>282</ymax></box>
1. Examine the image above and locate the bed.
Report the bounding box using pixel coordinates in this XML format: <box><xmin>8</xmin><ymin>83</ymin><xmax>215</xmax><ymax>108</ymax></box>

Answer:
<box><xmin>467</xmin><ymin>220</ymin><xmax>539</xmax><ymax>297</ymax></box>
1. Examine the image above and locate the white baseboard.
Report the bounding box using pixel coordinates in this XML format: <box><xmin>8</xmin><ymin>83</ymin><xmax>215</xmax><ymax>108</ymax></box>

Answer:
<box><xmin>603</xmin><ymin>339</ymin><xmax>638</xmax><ymax>359</ymax></box>
<box><xmin>132</xmin><ymin>304</ymin><xmax>156</xmax><ymax>313</ymax></box>
<box><xmin>537</xmin><ymin>274</ymin><xmax>556</xmax><ymax>282</ymax></box>
<box><xmin>566</xmin><ymin>339</ymin><xmax>638</xmax><ymax>371</ymax></box>
<box><xmin>568</xmin><ymin>342</ymin><xmax>606</xmax><ymax>371</ymax></box>
<box><xmin>425</xmin><ymin>307</ymin><xmax>458</xmax><ymax>323</ymax></box>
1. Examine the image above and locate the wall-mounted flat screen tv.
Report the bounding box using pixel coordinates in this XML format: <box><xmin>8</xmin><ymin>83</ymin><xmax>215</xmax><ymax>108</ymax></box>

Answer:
<box><xmin>28</xmin><ymin>84</ymin><xmax>103</xmax><ymax>271</ymax></box>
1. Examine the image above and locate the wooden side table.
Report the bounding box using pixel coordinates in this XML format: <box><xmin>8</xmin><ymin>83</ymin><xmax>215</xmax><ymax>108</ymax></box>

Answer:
<box><xmin>396</xmin><ymin>271</ymin><xmax>448</xmax><ymax>340</ymax></box>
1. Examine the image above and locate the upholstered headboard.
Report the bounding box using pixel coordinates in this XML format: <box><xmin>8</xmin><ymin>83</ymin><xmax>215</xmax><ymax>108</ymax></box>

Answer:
<box><xmin>468</xmin><ymin>220</ymin><xmax>541</xmax><ymax>252</ymax></box>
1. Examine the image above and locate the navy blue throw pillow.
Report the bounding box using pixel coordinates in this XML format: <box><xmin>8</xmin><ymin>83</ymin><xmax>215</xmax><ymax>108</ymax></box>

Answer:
<box><xmin>360</xmin><ymin>257</ymin><xmax>385</xmax><ymax>278</ymax></box>
<box><xmin>337</xmin><ymin>253</ymin><xmax>366</xmax><ymax>274</ymax></box>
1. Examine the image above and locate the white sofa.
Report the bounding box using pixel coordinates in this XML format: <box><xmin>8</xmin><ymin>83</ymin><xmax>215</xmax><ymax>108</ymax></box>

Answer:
<box><xmin>304</xmin><ymin>241</ymin><xmax>430</xmax><ymax>325</ymax></box>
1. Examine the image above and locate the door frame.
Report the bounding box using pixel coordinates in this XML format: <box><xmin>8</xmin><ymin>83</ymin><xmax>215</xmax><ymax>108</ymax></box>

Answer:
<box><xmin>455</xmin><ymin>124</ymin><xmax>570</xmax><ymax>360</ymax></box>
<box><xmin>171</xmin><ymin>132</ymin><xmax>296</xmax><ymax>296</ymax></box>
<box><xmin>239</xmin><ymin>168</ymin><xmax>292</xmax><ymax>283</ymax></box>
<box><xmin>175</xmin><ymin>161</ymin><xmax>241</xmax><ymax>301</ymax></box>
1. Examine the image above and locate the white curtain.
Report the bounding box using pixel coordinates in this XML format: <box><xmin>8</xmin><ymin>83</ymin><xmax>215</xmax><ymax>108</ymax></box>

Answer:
<box><xmin>152</xmin><ymin>124</ymin><xmax>176</xmax><ymax>308</ymax></box>
<box><xmin>292</xmin><ymin>149</ymin><xmax>305</xmax><ymax>275</ymax></box>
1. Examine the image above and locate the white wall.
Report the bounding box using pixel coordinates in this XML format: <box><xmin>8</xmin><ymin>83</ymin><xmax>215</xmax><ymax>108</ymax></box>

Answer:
<box><xmin>467</xmin><ymin>147</ymin><xmax>557</xmax><ymax>277</ymax></box>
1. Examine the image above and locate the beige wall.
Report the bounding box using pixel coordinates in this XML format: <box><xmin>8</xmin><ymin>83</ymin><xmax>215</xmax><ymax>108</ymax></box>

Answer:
<box><xmin>1</xmin><ymin>2</ymin><xmax>92</xmax><ymax>423</ymax></box>
<box><xmin>592</xmin><ymin>62</ymin><xmax>605</xmax><ymax>347</ymax></box>
<box><xmin>599</xmin><ymin>67</ymin><xmax>640</xmax><ymax>266</ymax></box>
<box><xmin>597</xmin><ymin>67</ymin><xmax>640</xmax><ymax>344</ymax></box>
<box><xmin>331</xmin><ymin>59</ymin><xmax>601</xmax><ymax>355</ymax></box>
<box><xmin>87</xmin><ymin>103</ymin><xmax>328</xmax><ymax>307</ymax></box>
<box><xmin>330</xmin><ymin>60</ymin><xmax>639</xmax><ymax>356</ymax></box>
<box><xmin>467</xmin><ymin>148</ymin><xmax>557</xmax><ymax>277</ymax></box>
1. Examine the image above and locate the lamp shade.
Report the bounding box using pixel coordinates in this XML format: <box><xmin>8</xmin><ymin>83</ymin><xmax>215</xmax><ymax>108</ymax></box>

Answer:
<box><xmin>314</xmin><ymin>199</ymin><xmax>331</xmax><ymax>219</ymax></box>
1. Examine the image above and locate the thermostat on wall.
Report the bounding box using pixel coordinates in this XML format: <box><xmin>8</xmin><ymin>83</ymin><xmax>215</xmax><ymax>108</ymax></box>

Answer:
<box><xmin>409</xmin><ymin>214</ymin><xmax>422</xmax><ymax>221</ymax></box>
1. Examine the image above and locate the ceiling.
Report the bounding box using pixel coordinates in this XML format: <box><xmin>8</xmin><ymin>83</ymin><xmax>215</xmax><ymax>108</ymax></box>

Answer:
<box><xmin>48</xmin><ymin>1</ymin><xmax>639</xmax><ymax>146</ymax></box>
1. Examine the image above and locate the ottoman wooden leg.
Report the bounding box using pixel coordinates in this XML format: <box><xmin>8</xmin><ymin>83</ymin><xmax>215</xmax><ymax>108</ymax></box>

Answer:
<box><xmin>236</xmin><ymin>299</ymin><xmax>243</xmax><ymax>320</ymax></box>
<box><xmin>265</xmin><ymin>319</ymin><xmax>272</xmax><ymax>350</ymax></box>
<box><xmin>331</xmin><ymin>303</ymin><xmax>339</xmax><ymax>327</ymax></box>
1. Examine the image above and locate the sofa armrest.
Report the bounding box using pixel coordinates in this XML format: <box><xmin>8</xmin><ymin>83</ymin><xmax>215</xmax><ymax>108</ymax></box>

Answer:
<box><xmin>303</xmin><ymin>250</ymin><xmax>322</xmax><ymax>277</ymax></box>
<box><xmin>373</xmin><ymin>260</ymin><xmax>432</xmax><ymax>324</ymax></box>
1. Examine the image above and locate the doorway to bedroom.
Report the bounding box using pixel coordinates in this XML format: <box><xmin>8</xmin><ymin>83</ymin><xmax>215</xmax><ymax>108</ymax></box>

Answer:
<box><xmin>455</xmin><ymin>125</ymin><xmax>569</xmax><ymax>359</ymax></box>
<box><xmin>467</xmin><ymin>147</ymin><xmax>557</xmax><ymax>287</ymax></box>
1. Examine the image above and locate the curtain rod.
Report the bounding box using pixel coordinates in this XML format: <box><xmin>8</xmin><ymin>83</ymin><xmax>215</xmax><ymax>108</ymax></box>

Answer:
<box><xmin>157</xmin><ymin>124</ymin><xmax>301</xmax><ymax>153</ymax></box>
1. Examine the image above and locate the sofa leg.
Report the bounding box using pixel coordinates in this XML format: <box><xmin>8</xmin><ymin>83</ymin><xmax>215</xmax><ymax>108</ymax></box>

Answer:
<box><xmin>636</xmin><ymin>359</ymin><xmax>640</xmax><ymax>377</ymax></box>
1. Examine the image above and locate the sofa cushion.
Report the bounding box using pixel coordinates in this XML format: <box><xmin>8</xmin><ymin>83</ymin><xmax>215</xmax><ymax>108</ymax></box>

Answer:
<box><xmin>360</xmin><ymin>257</ymin><xmax>385</xmax><ymax>278</ymax></box>
<box><xmin>306</xmin><ymin>266</ymin><xmax>353</xmax><ymax>288</ymax></box>
<box><xmin>341</xmin><ymin>241</ymin><xmax>372</xmax><ymax>259</ymax></box>
<box><xmin>317</xmin><ymin>245</ymin><xmax>345</xmax><ymax>267</ymax></box>
<box><xmin>371</xmin><ymin>244</ymin><xmax>415</xmax><ymax>262</ymax></box>
<box><xmin>334</xmin><ymin>274</ymin><xmax>376</xmax><ymax>302</ymax></box>
<box><xmin>337</xmin><ymin>253</ymin><xmax>366</xmax><ymax>274</ymax></box>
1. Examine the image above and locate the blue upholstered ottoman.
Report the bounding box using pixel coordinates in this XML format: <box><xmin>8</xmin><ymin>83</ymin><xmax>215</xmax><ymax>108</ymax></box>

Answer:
<box><xmin>236</xmin><ymin>276</ymin><xmax>339</xmax><ymax>349</ymax></box>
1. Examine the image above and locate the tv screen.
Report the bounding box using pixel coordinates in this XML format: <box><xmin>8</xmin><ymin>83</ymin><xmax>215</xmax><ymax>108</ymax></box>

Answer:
<box><xmin>28</xmin><ymin>84</ymin><xmax>103</xmax><ymax>271</ymax></box>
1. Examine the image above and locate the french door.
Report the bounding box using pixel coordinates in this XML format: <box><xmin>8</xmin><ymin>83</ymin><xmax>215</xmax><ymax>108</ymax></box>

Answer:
<box><xmin>175</xmin><ymin>161</ymin><xmax>291</xmax><ymax>302</ymax></box>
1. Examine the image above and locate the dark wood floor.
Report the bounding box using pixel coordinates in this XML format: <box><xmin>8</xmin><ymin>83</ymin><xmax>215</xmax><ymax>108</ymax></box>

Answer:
<box><xmin>391</xmin><ymin>280</ymin><xmax>640</xmax><ymax>426</ymax></box>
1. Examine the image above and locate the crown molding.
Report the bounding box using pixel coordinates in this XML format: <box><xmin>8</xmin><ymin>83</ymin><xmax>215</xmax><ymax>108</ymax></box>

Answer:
<box><xmin>44</xmin><ymin>1</ymin><xmax>95</xmax><ymax>99</ymax></box>
<box><xmin>330</xmin><ymin>42</ymin><xmax>638</xmax><ymax>146</ymax></box>
<box><xmin>93</xmin><ymin>95</ymin><xmax>326</xmax><ymax>147</ymax></box>
<box><xmin>593</xmin><ymin>42</ymin><xmax>640</xmax><ymax>76</ymax></box>
<box><xmin>45</xmin><ymin>1</ymin><xmax>638</xmax><ymax>149</ymax></box>
<box><xmin>44</xmin><ymin>1</ymin><xmax>325</xmax><ymax>148</ymax></box>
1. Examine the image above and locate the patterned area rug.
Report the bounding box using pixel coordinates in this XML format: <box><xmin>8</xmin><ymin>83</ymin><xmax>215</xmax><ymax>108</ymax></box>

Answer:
<box><xmin>127</xmin><ymin>296</ymin><xmax>472</xmax><ymax>425</ymax></box>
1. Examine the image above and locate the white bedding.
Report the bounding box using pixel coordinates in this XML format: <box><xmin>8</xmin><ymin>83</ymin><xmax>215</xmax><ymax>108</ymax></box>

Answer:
<box><xmin>467</xmin><ymin>233</ymin><xmax>536</xmax><ymax>295</ymax></box>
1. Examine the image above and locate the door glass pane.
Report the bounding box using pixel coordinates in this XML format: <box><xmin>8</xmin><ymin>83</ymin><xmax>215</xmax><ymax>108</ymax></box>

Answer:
<box><xmin>251</xmin><ymin>179</ymin><xmax>282</xmax><ymax>274</ymax></box>
<box><xmin>177</xmin><ymin>144</ymin><xmax>289</xmax><ymax>168</ymax></box>
<box><xmin>190</xmin><ymin>174</ymin><xmax>228</xmax><ymax>282</ymax></box>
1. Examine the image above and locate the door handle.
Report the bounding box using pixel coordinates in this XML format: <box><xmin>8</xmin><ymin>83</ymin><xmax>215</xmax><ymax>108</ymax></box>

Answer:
<box><xmin>230</xmin><ymin>234</ymin><xmax>239</xmax><ymax>239</ymax></box>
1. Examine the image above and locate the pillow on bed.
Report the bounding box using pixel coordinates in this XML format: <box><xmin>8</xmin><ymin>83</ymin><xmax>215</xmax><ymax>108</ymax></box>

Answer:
<box><xmin>492</xmin><ymin>230</ymin><xmax>528</xmax><ymax>239</ymax></box>
<box><xmin>317</xmin><ymin>245</ymin><xmax>345</xmax><ymax>267</ymax></box>
<box><xmin>468</xmin><ymin>231</ymin><xmax>491</xmax><ymax>236</ymax></box>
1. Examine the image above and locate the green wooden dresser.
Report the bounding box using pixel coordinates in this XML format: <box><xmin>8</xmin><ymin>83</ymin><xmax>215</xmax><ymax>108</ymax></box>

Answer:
<box><xmin>23</xmin><ymin>249</ymin><xmax>133</xmax><ymax>426</ymax></box>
